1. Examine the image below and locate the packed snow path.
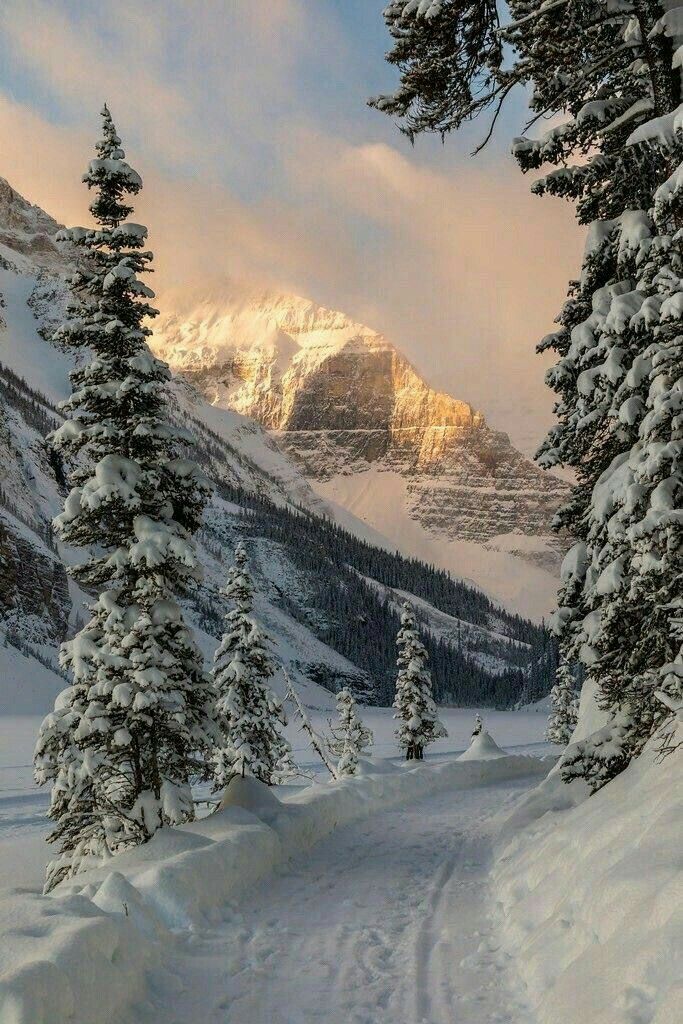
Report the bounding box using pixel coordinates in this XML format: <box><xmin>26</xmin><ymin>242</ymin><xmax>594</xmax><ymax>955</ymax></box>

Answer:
<box><xmin>141</xmin><ymin>775</ymin><xmax>535</xmax><ymax>1024</ymax></box>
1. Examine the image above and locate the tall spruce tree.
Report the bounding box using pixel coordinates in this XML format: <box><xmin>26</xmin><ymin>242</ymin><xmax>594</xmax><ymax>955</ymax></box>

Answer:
<box><xmin>34</xmin><ymin>107</ymin><xmax>217</xmax><ymax>891</ymax></box>
<box><xmin>371</xmin><ymin>1</ymin><xmax>682</xmax><ymax>789</ymax></box>
<box><xmin>393</xmin><ymin>603</ymin><xmax>447</xmax><ymax>759</ymax></box>
<box><xmin>212</xmin><ymin>543</ymin><xmax>294</xmax><ymax>786</ymax></box>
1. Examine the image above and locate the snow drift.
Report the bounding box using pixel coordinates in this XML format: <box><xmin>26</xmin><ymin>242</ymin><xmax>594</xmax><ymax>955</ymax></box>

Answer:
<box><xmin>493</xmin><ymin>741</ymin><xmax>683</xmax><ymax>1024</ymax></box>
<box><xmin>458</xmin><ymin>728</ymin><xmax>507</xmax><ymax>761</ymax></box>
<box><xmin>0</xmin><ymin>753</ymin><xmax>546</xmax><ymax>1024</ymax></box>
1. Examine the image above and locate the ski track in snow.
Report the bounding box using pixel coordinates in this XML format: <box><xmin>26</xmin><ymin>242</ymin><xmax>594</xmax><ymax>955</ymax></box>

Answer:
<box><xmin>139</xmin><ymin>776</ymin><xmax>534</xmax><ymax>1024</ymax></box>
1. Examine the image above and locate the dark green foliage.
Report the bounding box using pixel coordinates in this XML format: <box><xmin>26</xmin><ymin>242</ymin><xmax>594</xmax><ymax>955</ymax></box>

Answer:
<box><xmin>0</xmin><ymin>361</ymin><xmax>60</xmax><ymax>436</ymax></box>
<box><xmin>371</xmin><ymin>0</ymin><xmax>683</xmax><ymax>789</ymax></box>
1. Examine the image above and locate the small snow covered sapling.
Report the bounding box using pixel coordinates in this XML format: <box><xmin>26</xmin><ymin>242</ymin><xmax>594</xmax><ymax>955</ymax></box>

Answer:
<box><xmin>34</xmin><ymin>106</ymin><xmax>217</xmax><ymax>891</ymax></box>
<box><xmin>546</xmin><ymin>662</ymin><xmax>579</xmax><ymax>746</ymax></box>
<box><xmin>472</xmin><ymin>713</ymin><xmax>483</xmax><ymax>738</ymax></box>
<box><xmin>212</xmin><ymin>542</ymin><xmax>295</xmax><ymax>787</ymax></box>
<box><xmin>329</xmin><ymin>688</ymin><xmax>373</xmax><ymax>776</ymax></box>
<box><xmin>393</xmin><ymin>603</ymin><xmax>447</xmax><ymax>760</ymax></box>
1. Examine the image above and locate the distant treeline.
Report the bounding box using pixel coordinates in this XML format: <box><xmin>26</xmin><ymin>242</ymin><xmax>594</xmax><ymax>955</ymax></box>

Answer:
<box><xmin>0</xmin><ymin>359</ymin><xmax>556</xmax><ymax>710</ymax></box>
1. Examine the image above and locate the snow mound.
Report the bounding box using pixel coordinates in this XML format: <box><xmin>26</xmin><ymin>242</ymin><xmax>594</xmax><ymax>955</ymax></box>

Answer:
<box><xmin>493</xmin><ymin>740</ymin><xmax>683</xmax><ymax>1024</ymax></box>
<box><xmin>0</xmin><ymin>887</ymin><xmax>160</xmax><ymax>1024</ymax></box>
<box><xmin>0</xmin><ymin>753</ymin><xmax>547</xmax><ymax>1024</ymax></box>
<box><xmin>218</xmin><ymin>774</ymin><xmax>284</xmax><ymax>815</ymax></box>
<box><xmin>458</xmin><ymin>729</ymin><xmax>508</xmax><ymax>761</ymax></box>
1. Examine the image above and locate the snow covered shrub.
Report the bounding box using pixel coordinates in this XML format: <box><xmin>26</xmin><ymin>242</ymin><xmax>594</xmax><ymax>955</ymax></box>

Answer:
<box><xmin>212</xmin><ymin>542</ymin><xmax>295</xmax><ymax>786</ymax></box>
<box><xmin>34</xmin><ymin>107</ymin><xmax>217</xmax><ymax>890</ymax></box>
<box><xmin>329</xmin><ymin>688</ymin><xmax>374</xmax><ymax>776</ymax></box>
<box><xmin>372</xmin><ymin>0</ymin><xmax>683</xmax><ymax>789</ymax></box>
<box><xmin>546</xmin><ymin>663</ymin><xmax>579</xmax><ymax>746</ymax></box>
<box><xmin>393</xmin><ymin>603</ymin><xmax>447</xmax><ymax>759</ymax></box>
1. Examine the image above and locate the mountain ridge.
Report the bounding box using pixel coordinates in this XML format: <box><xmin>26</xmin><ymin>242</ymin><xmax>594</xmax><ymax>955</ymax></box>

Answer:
<box><xmin>153</xmin><ymin>282</ymin><xmax>481</xmax><ymax>435</ymax></box>
<box><xmin>152</xmin><ymin>280</ymin><xmax>569</xmax><ymax>617</ymax></box>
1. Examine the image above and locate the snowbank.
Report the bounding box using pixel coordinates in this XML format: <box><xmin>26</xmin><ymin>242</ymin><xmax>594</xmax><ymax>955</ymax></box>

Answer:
<box><xmin>0</xmin><ymin>753</ymin><xmax>547</xmax><ymax>1024</ymax></box>
<box><xmin>457</xmin><ymin>728</ymin><xmax>507</xmax><ymax>761</ymax></box>
<box><xmin>493</xmin><ymin>742</ymin><xmax>683</xmax><ymax>1024</ymax></box>
<box><xmin>0</xmin><ymin>888</ymin><xmax>159</xmax><ymax>1024</ymax></box>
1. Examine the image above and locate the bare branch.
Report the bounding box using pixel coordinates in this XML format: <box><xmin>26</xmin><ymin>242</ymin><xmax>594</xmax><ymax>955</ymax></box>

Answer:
<box><xmin>284</xmin><ymin>670</ymin><xmax>338</xmax><ymax>779</ymax></box>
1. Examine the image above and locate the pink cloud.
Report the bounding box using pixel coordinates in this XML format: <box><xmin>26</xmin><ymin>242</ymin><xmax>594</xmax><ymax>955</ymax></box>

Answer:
<box><xmin>272</xmin><ymin>131</ymin><xmax>584</xmax><ymax>450</ymax></box>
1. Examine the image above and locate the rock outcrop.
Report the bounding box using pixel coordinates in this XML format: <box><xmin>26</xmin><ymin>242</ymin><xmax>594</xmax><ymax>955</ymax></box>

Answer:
<box><xmin>0</xmin><ymin>177</ymin><xmax>66</xmax><ymax>269</ymax></box>
<box><xmin>0</xmin><ymin>521</ymin><xmax>70</xmax><ymax>645</ymax></box>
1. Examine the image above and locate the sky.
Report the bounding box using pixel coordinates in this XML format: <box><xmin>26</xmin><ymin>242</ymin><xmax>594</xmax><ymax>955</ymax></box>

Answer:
<box><xmin>0</xmin><ymin>0</ymin><xmax>584</xmax><ymax>453</ymax></box>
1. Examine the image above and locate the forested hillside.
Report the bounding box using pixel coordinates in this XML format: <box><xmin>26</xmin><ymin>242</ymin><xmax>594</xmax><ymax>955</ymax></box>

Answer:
<box><xmin>0</xmin><ymin>172</ymin><xmax>555</xmax><ymax>713</ymax></box>
<box><xmin>221</xmin><ymin>488</ymin><xmax>556</xmax><ymax>705</ymax></box>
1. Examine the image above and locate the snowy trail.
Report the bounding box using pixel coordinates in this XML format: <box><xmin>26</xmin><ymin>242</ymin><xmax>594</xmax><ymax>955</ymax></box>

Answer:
<box><xmin>140</xmin><ymin>774</ymin><xmax>534</xmax><ymax>1024</ymax></box>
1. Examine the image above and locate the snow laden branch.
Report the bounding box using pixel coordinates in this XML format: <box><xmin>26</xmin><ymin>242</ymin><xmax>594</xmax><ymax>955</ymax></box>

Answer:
<box><xmin>495</xmin><ymin>0</ymin><xmax>571</xmax><ymax>33</ymax></box>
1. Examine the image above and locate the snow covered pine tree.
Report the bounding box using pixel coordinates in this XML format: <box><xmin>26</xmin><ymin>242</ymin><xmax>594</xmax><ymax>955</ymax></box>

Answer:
<box><xmin>329</xmin><ymin>688</ymin><xmax>374</xmax><ymax>776</ymax></box>
<box><xmin>393</xmin><ymin>603</ymin><xmax>447</xmax><ymax>760</ymax></box>
<box><xmin>212</xmin><ymin>542</ymin><xmax>294</xmax><ymax>787</ymax></box>
<box><xmin>546</xmin><ymin>662</ymin><xmax>579</xmax><ymax>746</ymax></box>
<box><xmin>372</xmin><ymin>0</ymin><xmax>682</xmax><ymax>790</ymax></box>
<box><xmin>34</xmin><ymin>107</ymin><xmax>217</xmax><ymax>891</ymax></box>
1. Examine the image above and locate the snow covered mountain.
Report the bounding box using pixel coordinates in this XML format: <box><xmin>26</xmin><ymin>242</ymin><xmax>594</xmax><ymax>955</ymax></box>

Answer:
<box><xmin>0</xmin><ymin>176</ymin><xmax>553</xmax><ymax>714</ymax></box>
<box><xmin>152</xmin><ymin>284</ymin><xmax>569</xmax><ymax>619</ymax></box>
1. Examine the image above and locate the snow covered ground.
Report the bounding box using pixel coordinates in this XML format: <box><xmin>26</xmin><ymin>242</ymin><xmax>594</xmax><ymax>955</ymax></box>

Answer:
<box><xmin>494</xmin><ymin>742</ymin><xmax>683</xmax><ymax>1024</ymax></box>
<box><xmin>0</xmin><ymin>706</ymin><xmax>550</xmax><ymax>890</ymax></box>
<box><xmin>140</xmin><ymin>771</ymin><xmax>540</xmax><ymax>1024</ymax></box>
<box><xmin>1</xmin><ymin>711</ymin><xmax>679</xmax><ymax>1024</ymax></box>
<box><xmin>0</xmin><ymin>747</ymin><xmax>548</xmax><ymax>1024</ymax></box>
<box><xmin>0</xmin><ymin>716</ymin><xmax>52</xmax><ymax>891</ymax></box>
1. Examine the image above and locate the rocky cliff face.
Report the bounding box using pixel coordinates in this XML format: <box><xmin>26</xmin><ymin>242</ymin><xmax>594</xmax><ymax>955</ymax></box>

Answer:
<box><xmin>0</xmin><ymin>177</ymin><xmax>66</xmax><ymax>270</ymax></box>
<box><xmin>154</xmin><ymin>287</ymin><xmax>479</xmax><ymax>434</ymax></box>
<box><xmin>0</xmin><ymin>524</ymin><xmax>70</xmax><ymax>646</ymax></box>
<box><xmin>153</xmin><ymin>287</ymin><xmax>568</xmax><ymax>574</ymax></box>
